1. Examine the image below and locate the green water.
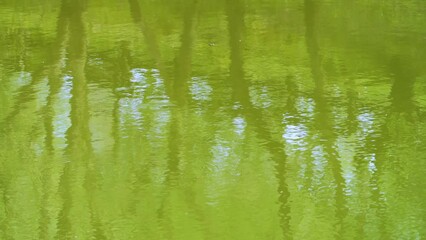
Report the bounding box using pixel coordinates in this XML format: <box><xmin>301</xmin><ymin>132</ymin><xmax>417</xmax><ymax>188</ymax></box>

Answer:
<box><xmin>0</xmin><ymin>0</ymin><xmax>426</xmax><ymax>239</ymax></box>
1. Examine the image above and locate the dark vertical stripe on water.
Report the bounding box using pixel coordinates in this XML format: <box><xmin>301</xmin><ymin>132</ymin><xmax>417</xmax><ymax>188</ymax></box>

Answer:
<box><xmin>305</xmin><ymin>0</ymin><xmax>347</xmax><ymax>238</ymax></box>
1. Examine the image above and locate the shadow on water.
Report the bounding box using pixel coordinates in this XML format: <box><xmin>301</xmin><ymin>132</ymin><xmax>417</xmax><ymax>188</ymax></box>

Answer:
<box><xmin>388</xmin><ymin>56</ymin><xmax>418</xmax><ymax>115</ymax></box>
<box><xmin>165</xmin><ymin>0</ymin><xmax>198</xmax><ymax>187</ymax></box>
<box><xmin>304</xmin><ymin>0</ymin><xmax>346</xmax><ymax>237</ymax></box>
<box><xmin>53</xmin><ymin>0</ymin><xmax>105</xmax><ymax>239</ymax></box>
<box><xmin>37</xmin><ymin>0</ymin><xmax>74</xmax><ymax>239</ymax></box>
<box><xmin>110</xmin><ymin>41</ymin><xmax>133</xmax><ymax>158</ymax></box>
<box><xmin>128</xmin><ymin>0</ymin><xmax>165</xmax><ymax>76</ymax></box>
<box><xmin>226</xmin><ymin>0</ymin><xmax>291</xmax><ymax>238</ymax></box>
<box><xmin>369</xmin><ymin>53</ymin><xmax>421</xmax><ymax>239</ymax></box>
<box><xmin>1</xmin><ymin>0</ymin><xmax>425</xmax><ymax>239</ymax></box>
<box><xmin>0</xmin><ymin>33</ymin><xmax>64</xmax><ymax>134</ymax></box>
<box><xmin>131</xmin><ymin>0</ymin><xmax>202</xmax><ymax>237</ymax></box>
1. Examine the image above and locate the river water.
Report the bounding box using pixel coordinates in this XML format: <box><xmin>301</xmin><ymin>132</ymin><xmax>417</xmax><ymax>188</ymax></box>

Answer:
<box><xmin>1</xmin><ymin>0</ymin><xmax>426</xmax><ymax>239</ymax></box>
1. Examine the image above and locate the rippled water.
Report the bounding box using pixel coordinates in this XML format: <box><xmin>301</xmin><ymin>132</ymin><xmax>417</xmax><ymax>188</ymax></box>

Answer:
<box><xmin>1</xmin><ymin>0</ymin><xmax>426</xmax><ymax>239</ymax></box>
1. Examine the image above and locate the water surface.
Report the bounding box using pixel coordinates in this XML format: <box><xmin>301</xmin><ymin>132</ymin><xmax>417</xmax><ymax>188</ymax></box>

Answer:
<box><xmin>1</xmin><ymin>0</ymin><xmax>426</xmax><ymax>239</ymax></box>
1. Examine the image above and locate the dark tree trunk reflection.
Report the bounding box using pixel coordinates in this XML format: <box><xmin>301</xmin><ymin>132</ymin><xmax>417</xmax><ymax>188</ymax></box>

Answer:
<box><xmin>227</xmin><ymin>0</ymin><xmax>291</xmax><ymax>238</ymax></box>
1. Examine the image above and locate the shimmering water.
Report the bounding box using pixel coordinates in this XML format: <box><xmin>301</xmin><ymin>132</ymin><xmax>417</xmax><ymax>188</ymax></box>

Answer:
<box><xmin>1</xmin><ymin>0</ymin><xmax>426</xmax><ymax>239</ymax></box>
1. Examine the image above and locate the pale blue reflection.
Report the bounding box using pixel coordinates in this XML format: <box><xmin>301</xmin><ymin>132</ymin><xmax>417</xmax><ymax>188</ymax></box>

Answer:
<box><xmin>147</xmin><ymin>69</ymin><xmax>169</xmax><ymax>109</ymax></box>
<box><xmin>52</xmin><ymin>75</ymin><xmax>72</xmax><ymax>150</ymax></box>
<box><xmin>117</xmin><ymin>68</ymin><xmax>147</xmax><ymax>130</ymax></box>
<box><xmin>357</xmin><ymin>112</ymin><xmax>375</xmax><ymax>135</ymax></box>
<box><xmin>118</xmin><ymin>97</ymin><xmax>144</xmax><ymax>129</ymax></box>
<box><xmin>282</xmin><ymin>124</ymin><xmax>308</xmax><ymax>151</ymax></box>
<box><xmin>336</xmin><ymin>138</ymin><xmax>357</xmax><ymax>196</ymax></box>
<box><xmin>368</xmin><ymin>154</ymin><xmax>377</xmax><ymax>173</ymax></box>
<box><xmin>207</xmin><ymin>137</ymin><xmax>232</xmax><ymax>205</ymax></box>
<box><xmin>233</xmin><ymin>116</ymin><xmax>246</xmax><ymax>136</ymax></box>
<box><xmin>296</xmin><ymin>97</ymin><xmax>315</xmax><ymax>119</ymax></box>
<box><xmin>116</xmin><ymin>68</ymin><xmax>172</xmax><ymax>138</ymax></box>
<box><xmin>190</xmin><ymin>77</ymin><xmax>212</xmax><ymax>102</ymax></box>
<box><xmin>9</xmin><ymin>71</ymin><xmax>31</xmax><ymax>93</ymax></box>
<box><xmin>250</xmin><ymin>86</ymin><xmax>272</xmax><ymax>109</ymax></box>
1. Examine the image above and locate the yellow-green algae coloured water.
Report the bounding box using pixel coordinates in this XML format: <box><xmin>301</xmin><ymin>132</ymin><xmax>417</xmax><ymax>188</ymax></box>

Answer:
<box><xmin>0</xmin><ymin>0</ymin><xmax>426</xmax><ymax>239</ymax></box>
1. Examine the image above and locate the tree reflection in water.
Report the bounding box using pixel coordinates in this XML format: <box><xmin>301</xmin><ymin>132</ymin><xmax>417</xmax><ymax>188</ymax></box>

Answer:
<box><xmin>0</xmin><ymin>0</ymin><xmax>425</xmax><ymax>239</ymax></box>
